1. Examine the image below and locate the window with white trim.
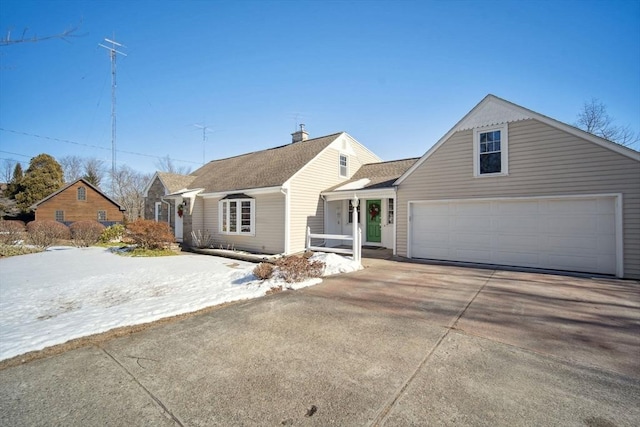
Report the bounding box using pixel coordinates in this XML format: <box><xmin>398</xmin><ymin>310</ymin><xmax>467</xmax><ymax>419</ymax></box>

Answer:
<box><xmin>339</xmin><ymin>154</ymin><xmax>348</xmax><ymax>177</ymax></box>
<box><xmin>219</xmin><ymin>198</ymin><xmax>255</xmax><ymax>235</ymax></box>
<box><xmin>55</xmin><ymin>210</ymin><xmax>64</xmax><ymax>221</ymax></box>
<box><xmin>97</xmin><ymin>210</ymin><xmax>107</xmax><ymax>221</ymax></box>
<box><xmin>387</xmin><ymin>198</ymin><xmax>394</xmax><ymax>224</ymax></box>
<box><xmin>77</xmin><ymin>187</ymin><xmax>86</xmax><ymax>201</ymax></box>
<box><xmin>348</xmin><ymin>200</ymin><xmax>360</xmax><ymax>224</ymax></box>
<box><xmin>474</xmin><ymin>124</ymin><xmax>508</xmax><ymax>177</ymax></box>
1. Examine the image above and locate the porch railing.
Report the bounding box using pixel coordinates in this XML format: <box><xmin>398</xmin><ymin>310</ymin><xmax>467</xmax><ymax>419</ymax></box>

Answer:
<box><xmin>306</xmin><ymin>226</ymin><xmax>361</xmax><ymax>263</ymax></box>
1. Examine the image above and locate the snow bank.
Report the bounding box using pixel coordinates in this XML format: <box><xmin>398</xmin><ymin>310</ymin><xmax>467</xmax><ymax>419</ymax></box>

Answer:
<box><xmin>0</xmin><ymin>247</ymin><xmax>361</xmax><ymax>361</ymax></box>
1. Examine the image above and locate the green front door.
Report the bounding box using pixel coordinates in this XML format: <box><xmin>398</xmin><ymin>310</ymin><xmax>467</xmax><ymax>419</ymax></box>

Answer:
<box><xmin>366</xmin><ymin>200</ymin><xmax>382</xmax><ymax>243</ymax></box>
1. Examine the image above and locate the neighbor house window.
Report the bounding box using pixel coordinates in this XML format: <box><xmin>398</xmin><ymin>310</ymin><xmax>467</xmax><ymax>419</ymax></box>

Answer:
<box><xmin>55</xmin><ymin>210</ymin><xmax>64</xmax><ymax>221</ymax></box>
<box><xmin>97</xmin><ymin>210</ymin><xmax>107</xmax><ymax>221</ymax></box>
<box><xmin>219</xmin><ymin>198</ymin><xmax>255</xmax><ymax>235</ymax></box>
<box><xmin>77</xmin><ymin>187</ymin><xmax>86</xmax><ymax>201</ymax></box>
<box><xmin>339</xmin><ymin>154</ymin><xmax>348</xmax><ymax>177</ymax></box>
<box><xmin>474</xmin><ymin>124</ymin><xmax>508</xmax><ymax>177</ymax></box>
<box><xmin>348</xmin><ymin>200</ymin><xmax>360</xmax><ymax>224</ymax></box>
<box><xmin>388</xmin><ymin>198</ymin><xmax>394</xmax><ymax>224</ymax></box>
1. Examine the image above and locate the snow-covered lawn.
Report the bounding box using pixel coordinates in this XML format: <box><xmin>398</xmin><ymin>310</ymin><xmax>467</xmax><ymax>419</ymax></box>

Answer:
<box><xmin>0</xmin><ymin>246</ymin><xmax>361</xmax><ymax>361</ymax></box>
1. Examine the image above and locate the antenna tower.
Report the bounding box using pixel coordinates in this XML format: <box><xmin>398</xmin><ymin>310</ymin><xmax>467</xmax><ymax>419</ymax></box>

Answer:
<box><xmin>99</xmin><ymin>37</ymin><xmax>126</xmax><ymax>193</ymax></box>
<box><xmin>193</xmin><ymin>123</ymin><xmax>212</xmax><ymax>165</ymax></box>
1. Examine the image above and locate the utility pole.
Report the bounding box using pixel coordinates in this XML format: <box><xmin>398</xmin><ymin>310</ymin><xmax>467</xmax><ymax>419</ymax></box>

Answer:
<box><xmin>99</xmin><ymin>37</ymin><xmax>126</xmax><ymax>194</ymax></box>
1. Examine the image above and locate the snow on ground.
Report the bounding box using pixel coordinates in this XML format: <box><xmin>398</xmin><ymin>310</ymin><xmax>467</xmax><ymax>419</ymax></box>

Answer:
<box><xmin>0</xmin><ymin>247</ymin><xmax>361</xmax><ymax>361</ymax></box>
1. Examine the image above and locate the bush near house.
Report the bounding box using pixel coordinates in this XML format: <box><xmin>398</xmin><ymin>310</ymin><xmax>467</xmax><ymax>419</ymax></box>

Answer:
<box><xmin>26</xmin><ymin>220</ymin><xmax>70</xmax><ymax>249</ymax></box>
<box><xmin>0</xmin><ymin>220</ymin><xmax>26</xmax><ymax>245</ymax></box>
<box><xmin>275</xmin><ymin>256</ymin><xmax>325</xmax><ymax>283</ymax></box>
<box><xmin>70</xmin><ymin>221</ymin><xmax>106</xmax><ymax>247</ymax></box>
<box><xmin>126</xmin><ymin>219</ymin><xmax>175</xmax><ymax>249</ymax></box>
<box><xmin>253</xmin><ymin>262</ymin><xmax>275</xmax><ymax>280</ymax></box>
<box><xmin>99</xmin><ymin>223</ymin><xmax>126</xmax><ymax>243</ymax></box>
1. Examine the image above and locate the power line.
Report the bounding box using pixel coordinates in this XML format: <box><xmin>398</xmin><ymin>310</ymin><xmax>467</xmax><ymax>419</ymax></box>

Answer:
<box><xmin>0</xmin><ymin>128</ymin><xmax>201</xmax><ymax>165</ymax></box>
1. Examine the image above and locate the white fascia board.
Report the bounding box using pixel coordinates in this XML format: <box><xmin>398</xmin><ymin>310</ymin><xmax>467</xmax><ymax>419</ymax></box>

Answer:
<box><xmin>323</xmin><ymin>188</ymin><xmax>395</xmax><ymax>202</ymax></box>
<box><xmin>395</xmin><ymin>94</ymin><xmax>639</xmax><ymax>187</ymax></box>
<box><xmin>199</xmin><ymin>185</ymin><xmax>282</xmax><ymax>199</ymax></box>
<box><xmin>343</xmin><ymin>132</ymin><xmax>383</xmax><ymax>162</ymax></box>
<box><xmin>283</xmin><ymin>133</ymin><xmax>345</xmax><ymax>186</ymax></box>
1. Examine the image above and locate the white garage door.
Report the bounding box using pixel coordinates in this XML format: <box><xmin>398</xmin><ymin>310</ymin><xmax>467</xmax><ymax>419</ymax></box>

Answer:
<box><xmin>409</xmin><ymin>196</ymin><xmax>618</xmax><ymax>275</ymax></box>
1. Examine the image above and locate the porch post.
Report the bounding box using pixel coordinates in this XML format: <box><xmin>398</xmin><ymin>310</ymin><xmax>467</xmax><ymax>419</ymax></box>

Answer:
<box><xmin>352</xmin><ymin>194</ymin><xmax>360</xmax><ymax>264</ymax></box>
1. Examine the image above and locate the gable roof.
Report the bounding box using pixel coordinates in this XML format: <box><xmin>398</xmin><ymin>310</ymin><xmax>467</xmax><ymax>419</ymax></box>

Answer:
<box><xmin>324</xmin><ymin>158</ymin><xmax>419</xmax><ymax>193</ymax></box>
<box><xmin>396</xmin><ymin>94</ymin><xmax>640</xmax><ymax>185</ymax></box>
<box><xmin>190</xmin><ymin>132</ymin><xmax>344</xmax><ymax>193</ymax></box>
<box><xmin>30</xmin><ymin>178</ymin><xmax>126</xmax><ymax>211</ymax></box>
<box><xmin>157</xmin><ymin>172</ymin><xmax>196</xmax><ymax>193</ymax></box>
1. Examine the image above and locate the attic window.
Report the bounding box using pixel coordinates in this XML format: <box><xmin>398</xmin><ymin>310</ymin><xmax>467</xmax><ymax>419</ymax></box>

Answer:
<box><xmin>77</xmin><ymin>187</ymin><xmax>86</xmax><ymax>201</ymax></box>
<box><xmin>339</xmin><ymin>154</ymin><xmax>348</xmax><ymax>177</ymax></box>
<box><xmin>474</xmin><ymin>124</ymin><xmax>508</xmax><ymax>177</ymax></box>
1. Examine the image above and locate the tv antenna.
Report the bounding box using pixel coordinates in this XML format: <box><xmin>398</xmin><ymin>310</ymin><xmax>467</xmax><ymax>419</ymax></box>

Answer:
<box><xmin>98</xmin><ymin>37</ymin><xmax>126</xmax><ymax>192</ymax></box>
<box><xmin>193</xmin><ymin>123</ymin><xmax>215</xmax><ymax>165</ymax></box>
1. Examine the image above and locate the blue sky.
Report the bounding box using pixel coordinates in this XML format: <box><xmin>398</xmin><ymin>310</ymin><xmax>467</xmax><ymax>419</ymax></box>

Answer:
<box><xmin>1</xmin><ymin>0</ymin><xmax>639</xmax><ymax>174</ymax></box>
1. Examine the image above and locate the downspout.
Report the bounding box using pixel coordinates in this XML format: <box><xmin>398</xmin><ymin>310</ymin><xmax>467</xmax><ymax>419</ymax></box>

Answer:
<box><xmin>280</xmin><ymin>185</ymin><xmax>290</xmax><ymax>255</ymax></box>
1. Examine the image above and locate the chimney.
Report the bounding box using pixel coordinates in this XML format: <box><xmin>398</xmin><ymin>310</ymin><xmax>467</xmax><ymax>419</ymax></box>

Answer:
<box><xmin>291</xmin><ymin>124</ymin><xmax>309</xmax><ymax>143</ymax></box>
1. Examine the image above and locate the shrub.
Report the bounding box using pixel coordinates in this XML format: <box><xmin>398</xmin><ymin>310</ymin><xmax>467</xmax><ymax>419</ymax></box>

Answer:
<box><xmin>26</xmin><ymin>220</ymin><xmax>70</xmax><ymax>249</ymax></box>
<box><xmin>126</xmin><ymin>219</ymin><xmax>175</xmax><ymax>249</ymax></box>
<box><xmin>253</xmin><ymin>262</ymin><xmax>274</xmax><ymax>280</ymax></box>
<box><xmin>191</xmin><ymin>229</ymin><xmax>216</xmax><ymax>248</ymax></box>
<box><xmin>275</xmin><ymin>256</ymin><xmax>325</xmax><ymax>283</ymax></box>
<box><xmin>0</xmin><ymin>245</ymin><xmax>42</xmax><ymax>257</ymax></box>
<box><xmin>70</xmin><ymin>221</ymin><xmax>106</xmax><ymax>247</ymax></box>
<box><xmin>0</xmin><ymin>219</ymin><xmax>26</xmax><ymax>245</ymax></box>
<box><xmin>99</xmin><ymin>223</ymin><xmax>126</xmax><ymax>243</ymax></box>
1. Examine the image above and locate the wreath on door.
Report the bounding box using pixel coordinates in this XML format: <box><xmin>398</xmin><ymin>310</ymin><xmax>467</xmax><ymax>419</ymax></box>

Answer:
<box><xmin>369</xmin><ymin>203</ymin><xmax>380</xmax><ymax>220</ymax></box>
<box><xmin>177</xmin><ymin>202</ymin><xmax>185</xmax><ymax>218</ymax></box>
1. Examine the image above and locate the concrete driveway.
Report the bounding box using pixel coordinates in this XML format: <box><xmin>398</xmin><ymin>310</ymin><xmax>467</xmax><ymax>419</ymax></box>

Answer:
<box><xmin>1</xmin><ymin>258</ymin><xmax>639</xmax><ymax>426</ymax></box>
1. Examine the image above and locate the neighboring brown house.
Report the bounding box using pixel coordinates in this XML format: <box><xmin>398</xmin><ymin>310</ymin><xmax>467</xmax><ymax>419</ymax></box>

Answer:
<box><xmin>31</xmin><ymin>178</ymin><xmax>125</xmax><ymax>225</ymax></box>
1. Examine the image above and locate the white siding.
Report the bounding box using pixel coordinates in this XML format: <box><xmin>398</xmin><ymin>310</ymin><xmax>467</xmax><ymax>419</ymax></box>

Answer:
<box><xmin>198</xmin><ymin>193</ymin><xmax>285</xmax><ymax>254</ymax></box>
<box><xmin>397</xmin><ymin>119</ymin><xmax>640</xmax><ymax>278</ymax></box>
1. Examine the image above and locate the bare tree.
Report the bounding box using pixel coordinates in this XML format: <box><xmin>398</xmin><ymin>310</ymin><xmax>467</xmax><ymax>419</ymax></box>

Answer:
<box><xmin>1</xmin><ymin>159</ymin><xmax>16</xmax><ymax>183</ymax></box>
<box><xmin>59</xmin><ymin>155</ymin><xmax>84</xmax><ymax>183</ymax></box>
<box><xmin>155</xmin><ymin>155</ymin><xmax>192</xmax><ymax>175</ymax></box>
<box><xmin>59</xmin><ymin>156</ymin><xmax>106</xmax><ymax>187</ymax></box>
<box><xmin>1</xmin><ymin>25</ymin><xmax>83</xmax><ymax>46</ymax></box>
<box><xmin>111</xmin><ymin>165</ymin><xmax>151</xmax><ymax>221</ymax></box>
<box><xmin>576</xmin><ymin>98</ymin><xmax>639</xmax><ymax>147</ymax></box>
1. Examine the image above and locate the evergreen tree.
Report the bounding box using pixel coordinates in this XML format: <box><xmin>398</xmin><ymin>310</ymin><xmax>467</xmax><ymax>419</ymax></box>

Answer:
<box><xmin>15</xmin><ymin>154</ymin><xmax>64</xmax><ymax>211</ymax></box>
<box><xmin>7</xmin><ymin>163</ymin><xmax>23</xmax><ymax>196</ymax></box>
<box><xmin>83</xmin><ymin>169</ymin><xmax>101</xmax><ymax>187</ymax></box>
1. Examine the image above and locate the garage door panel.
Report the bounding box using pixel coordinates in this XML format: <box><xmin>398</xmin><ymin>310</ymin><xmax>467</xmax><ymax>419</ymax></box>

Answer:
<box><xmin>410</xmin><ymin>197</ymin><xmax>617</xmax><ymax>275</ymax></box>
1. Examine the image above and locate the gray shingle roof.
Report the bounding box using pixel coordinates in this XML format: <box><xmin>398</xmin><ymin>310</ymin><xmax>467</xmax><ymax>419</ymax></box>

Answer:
<box><xmin>157</xmin><ymin>172</ymin><xmax>197</xmax><ymax>193</ymax></box>
<box><xmin>189</xmin><ymin>133</ymin><xmax>343</xmax><ymax>193</ymax></box>
<box><xmin>324</xmin><ymin>158</ymin><xmax>419</xmax><ymax>192</ymax></box>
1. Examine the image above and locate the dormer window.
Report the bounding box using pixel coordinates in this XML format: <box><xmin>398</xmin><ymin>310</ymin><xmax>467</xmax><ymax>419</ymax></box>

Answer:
<box><xmin>339</xmin><ymin>154</ymin><xmax>348</xmax><ymax>177</ymax></box>
<box><xmin>77</xmin><ymin>187</ymin><xmax>86</xmax><ymax>201</ymax></box>
<box><xmin>474</xmin><ymin>124</ymin><xmax>508</xmax><ymax>177</ymax></box>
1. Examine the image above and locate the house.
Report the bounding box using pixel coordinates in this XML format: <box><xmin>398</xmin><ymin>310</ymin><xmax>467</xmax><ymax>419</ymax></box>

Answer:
<box><xmin>144</xmin><ymin>127</ymin><xmax>381</xmax><ymax>254</ymax></box>
<box><xmin>31</xmin><ymin>178</ymin><xmax>126</xmax><ymax>226</ymax></box>
<box><xmin>394</xmin><ymin>95</ymin><xmax>640</xmax><ymax>279</ymax></box>
<box><xmin>143</xmin><ymin>172</ymin><xmax>197</xmax><ymax>237</ymax></box>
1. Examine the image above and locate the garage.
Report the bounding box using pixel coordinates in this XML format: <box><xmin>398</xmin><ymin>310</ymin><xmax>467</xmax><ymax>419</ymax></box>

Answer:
<box><xmin>409</xmin><ymin>195</ymin><xmax>620</xmax><ymax>275</ymax></box>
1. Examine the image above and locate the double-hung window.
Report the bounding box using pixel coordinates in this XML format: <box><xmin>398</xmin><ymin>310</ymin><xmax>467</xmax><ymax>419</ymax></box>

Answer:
<box><xmin>219</xmin><ymin>198</ymin><xmax>255</xmax><ymax>235</ymax></box>
<box><xmin>77</xmin><ymin>187</ymin><xmax>86</xmax><ymax>201</ymax></box>
<box><xmin>339</xmin><ymin>154</ymin><xmax>348</xmax><ymax>177</ymax></box>
<box><xmin>55</xmin><ymin>210</ymin><xmax>64</xmax><ymax>221</ymax></box>
<box><xmin>474</xmin><ymin>124</ymin><xmax>508</xmax><ymax>177</ymax></box>
<box><xmin>97</xmin><ymin>210</ymin><xmax>107</xmax><ymax>221</ymax></box>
